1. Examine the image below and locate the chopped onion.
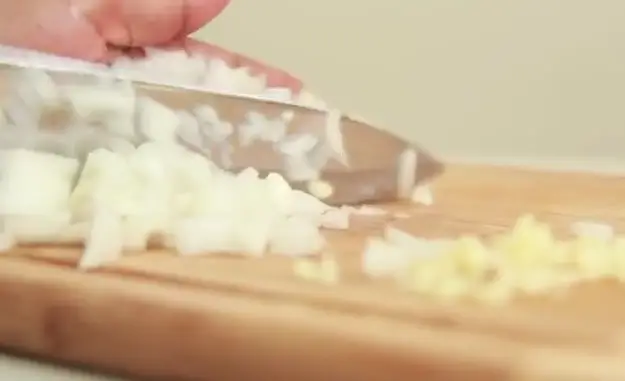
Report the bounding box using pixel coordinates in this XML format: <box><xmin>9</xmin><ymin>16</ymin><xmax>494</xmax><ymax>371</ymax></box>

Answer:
<box><xmin>411</xmin><ymin>184</ymin><xmax>433</xmax><ymax>206</ymax></box>
<box><xmin>63</xmin><ymin>82</ymin><xmax>135</xmax><ymax>121</ymax></box>
<box><xmin>397</xmin><ymin>149</ymin><xmax>418</xmax><ymax>199</ymax></box>
<box><xmin>307</xmin><ymin>179</ymin><xmax>333</xmax><ymax>200</ymax></box>
<box><xmin>204</xmin><ymin>59</ymin><xmax>254</xmax><ymax>94</ymax></box>
<box><xmin>137</xmin><ymin>97</ymin><xmax>180</xmax><ymax>142</ymax></box>
<box><xmin>121</xmin><ymin>216</ymin><xmax>156</xmax><ymax>251</ymax></box>
<box><xmin>209</xmin><ymin>122</ymin><xmax>234</xmax><ymax>143</ymax></box>
<box><xmin>3</xmin><ymin>214</ymin><xmax>72</xmax><ymax>243</ymax></box>
<box><xmin>324</xmin><ymin>109</ymin><xmax>348</xmax><ymax>166</ymax></box>
<box><xmin>0</xmin><ymin>62</ymin><xmax>350</xmax><ymax>268</ymax></box>
<box><xmin>17</xmin><ymin>69</ymin><xmax>61</xmax><ymax>105</ymax></box>
<box><xmin>79</xmin><ymin>210</ymin><xmax>123</xmax><ymax>270</ymax></box>
<box><xmin>295</xmin><ymin>90</ymin><xmax>328</xmax><ymax>110</ymax></box>
<box><xmin>234</xmin><ymin>209</ymin><xmax>278</xmax><ymax>257</ymax></box>
<box><xmin>176</xmin><ymin>110</ymin><xmax>203</xmax><ymax>145</ymax></box>
<box><xmin>239</xmin><ymin>111</ymin><xmax>288</xmax><ymax>146</ymax></box>
<box><xmin>171</xmin><ymin>216</ymin><xmax>238</xmax><ymax>256</ymax></box>
<box><xmin>320</xmin><ymin>208</ymin><xmax>350</xmax><ymax>230</ymax></box>
<box><xmin>270</xmin><ymin>216</ymin><xmax>325</xmax><ymax>256</ymax></box>
<box><xmin>193</xmin><ymin>105</ymin><xmax>221</xmax><ymax>125</ymax></box>
<box><xmin>261</xmin><ymin>87</ymin><xmax>293</xmax><ymax>102</ymax></box>
<box><xmin>283</xmin><ymin>154</ymin><xmax>319</xmax><ymax>181</ymax></box>
<box><xmin>277</xmin><ymin>134</ymin><xmax>319</xmax><ymax>156</ymax></box>
<box><xmin>259</xmin><ymin>117</ymin><xmax>288</xmax><ymax>143</ymax></box>
<box><xmin>571</xmin><ymin>221</ymin><xmax>614</xmax><ymax>241</ymax></box>
<box><xmin>105</xmin><ymin>137</ymin><xmax>136</xmax><ymax>155</ymax></box>
<box><xmin>236</xmin><ymin>166</ymin><xmax>260</xmax><ymax>182</ymax></box>
<box><xmin>280</xmin><ymin>110</ymin><xmax>295</xmax><ymax>123</ymax></box>
<box><xmin>59</xmin><ymin>222</ymin><xmax>90</xmax><ymax>244</ymax></box>
<box><xmin>289</xmin><ymin>190</ymin><xmax>332</xmax><ymax>217</ymax></box>
<box><xmin>294</xmin><ymin>256</ymin><xmax>339</xmax><ymax>284</ymax></box>
<box><xmin>69</xmin><ymin>148</ymin><xmax>138</xmax><ymax>219</ymax></box>
<box><xmin>0</xmin><ymin>149</ymin><xmax>79</xmax><ymax>215</ymax></box>
<box><xmin>362</xmin><ymin>237</ymin><xmax>411</xmax><ymax>278</ymax></box>
<box><xmin>260</xmin><ymin>172</ymin><xmax>293</xmax><ymax>215</ymax></box>
<box><xmin>385</xmin><ymin>225</ymin><xmax>452</xmax><ymax>255</ymax></box>
<box><xmin>0</xmin><ymin>231</ymin><xmax>15</xmax><ymax>252</ymax></box>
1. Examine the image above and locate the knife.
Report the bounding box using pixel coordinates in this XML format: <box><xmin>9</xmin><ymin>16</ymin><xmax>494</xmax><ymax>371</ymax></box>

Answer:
<box><xmin>0</xmin><ymin>47</ymin><xmax>444</xmax><ymax>206</ymax></box>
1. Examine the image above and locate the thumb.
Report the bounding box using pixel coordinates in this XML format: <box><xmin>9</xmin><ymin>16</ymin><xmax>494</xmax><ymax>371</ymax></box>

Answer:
<box><xmin>71</xmin><ymin>0</ymin><xmax>231</xmax><ymax>48</ymax></box>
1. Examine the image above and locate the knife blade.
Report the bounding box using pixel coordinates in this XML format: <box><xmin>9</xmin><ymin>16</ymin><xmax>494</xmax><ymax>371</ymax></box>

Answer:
<box><xmin>0</xmin><ymin>49</ymin><xmax>443</xmax><ymax>205</ymax></box>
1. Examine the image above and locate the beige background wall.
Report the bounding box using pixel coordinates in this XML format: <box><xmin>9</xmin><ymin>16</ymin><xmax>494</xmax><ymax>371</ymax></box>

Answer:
<box><xmin>195</xmin><ymin>0</ymin><xmax>625</xmax><ymax>164</ymax></box>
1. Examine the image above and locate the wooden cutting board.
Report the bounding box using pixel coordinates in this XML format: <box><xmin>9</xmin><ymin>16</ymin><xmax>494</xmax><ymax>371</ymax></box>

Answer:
<box><xmin>2</xmin><ymin>163</ymin><xmax>625</xmax><ymax>381</ymax></box>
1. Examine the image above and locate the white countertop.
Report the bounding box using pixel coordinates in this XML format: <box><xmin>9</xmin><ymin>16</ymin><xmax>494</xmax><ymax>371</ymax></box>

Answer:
<box><xmin>0</xmin><ymin>354</ymin><xmax>126</xmax><ymax>381</ymax></box>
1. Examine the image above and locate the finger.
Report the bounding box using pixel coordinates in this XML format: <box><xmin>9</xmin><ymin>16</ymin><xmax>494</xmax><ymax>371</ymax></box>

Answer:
<box><xmin>70</xmin><ymin>0</ymin><xmax>132</xmax><ymax>47</ymax></box>
<box><xmin>72</xmin><ymin>0</ymin><xmax>231</xmax><ymax>49</ymax></box>
<box><xmin>182</xmin><ymin>38</ymin><xmax>302</xmax><ymax>92</ymax></box>
<box><xmin>4</xmin><ymin>1</ymin><xmax>110</xmax><ymax>62</ymax></box>
<box><xmin>72</xmin><ymin>0</ymin><xmax>177</xmax><ymax>47</ymax></box>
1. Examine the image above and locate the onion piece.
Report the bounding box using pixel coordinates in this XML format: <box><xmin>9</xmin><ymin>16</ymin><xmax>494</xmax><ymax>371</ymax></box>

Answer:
<box><xmin>69</xmin><ymin>148</ymin><xmax>138</xmax><ymax>219</ymax></box>
<box><xmin>204</xmin><ymin>59</ymin><xmax>244</xmax><ymax>93</ymax></box>
<box><xmin>362</xmin><ymin>237</ymin><xmax>411</xmax><ymax>278</ymax></box>
<box><xmin>280</xmin><ymin>111</ymin><xmax>295</xmax><ymax>124</ymax></box>
<box><xmin>283</xmin><ymin>155</ymin><xmax>320</xmax><ymax>181</ymax></box>
<box><xmin>176</xmin><ymin>110</ymin><xmax>203</xmax><ymax>145</ymax></box>
<box><xmin>3</xmin><ymin>214</ymin><xmax>72</xmax><ymax>243</ymax></box>
<box><xmin>397</xmin><ymin>149</ymin><xmax>418</xmax><ymax>199</ymax></box>
<box><xmin>571</xmin><ymin>221</ymin><xmax>614</xmax><ymax>241</ymax></box>
<box><xmin>411</xmin><ymin>184</ymin><xmax>433</xmax><ymax>206</ymax></box>
<box><xmin>324</xmin><ymin>109</ymin><xmax>348</xmax><ymax>166</ymax></box>
<box><xmin>127</xmin><ymin>49</ymin><xmax>208</xmax><ymax>86</ymax></box>
<box><xmin>261</xmin><ymin>87</ymin><xmax>293</xmax><ymax>102</ymax></box>
<box><xmin>0</xmin><ymin>230</ymin><xmax>15</xmax><ymax>252</ymax></box>
<box><xmin>384</xmin><ymin>225</ymin><xmax>453</xmax><ymax>256</ymax></box>
<box><xmin>239</xmin><ymin>110</ymin><xmax>290</xmax><ymax>146</ymax></box>
<box><xmin>234</xmin><ymin>210</ymin><xmax>278</xmax><ymax>257</ymax></box>
<box><xmin>270</xmin><ymin>216</ymin><xmax>325</xmax><ymax>256</ymax></box>
<box><xmin>264</xmin><ymin>172</ymin><xmax>294</xmax><ymax>214</ymax></box>
<box><xmin>289</xmin><ymin>190</ymin><xmax>332</xmax><ymax>217</ymax></box>
<box><xmin>295</xmin><ymin>90</ymin><xmax>328</xmax><ymax>110</ymax></box>
<box><xmin>194</xmin><ymin>105</ymin><xmax>221</xmax><ymax>125</ymax></box>
<box><xmin>122</xmin><ymin>215</ymin><xmax>158</xmax><ymax>251</ymax></box>
<box><xmin>63</xmin><ymin>82</ymin><xmax>134</xmax><ymax>120</ymax></box>
<box><xmin>307</xmin><ymin>179</ymin><xmax>333</xmax><ymax>200</ymax></box>
<box><xmin>105</xmin><ymin>137</ymin><xmax>136</xmax><ymax>155</ymax></box>
<box><xmin>79</xmin><ymin>210</ymin><xmax>123</xmax><ymax>270</ymax></box>
<box><xmin>137</xmin><ymin>97</ymin><xmax>180</xmax><ymax>142</ymax></box>
<box><xmin>59</xmin><ymin>222</ymin><xmax>90</xmax><ymax>244</ymax></box>
<box><xmin>171</xmin><ymin>216</ymin><xmax>238</xmax><ymax>256</ymax></box>
<box><xmin>294</xmin><ymin>256</ymin><xmax>339</xmax><ymax>284</ymax></box>
<box><xmin>0</xmin><ymin>149</ymin><xmax>79</xmax><ymax>215</ymax></box>
<box><xmin>17</xmin><ymin>69</ymin><xmax>61</xmax><ymax>105</ymax></box>
<box><xmin>320</xmin><ymin>208</ymin><xmax>350</xmax><ymax>230</ymax></box>
<box><xmin>277</xmin><ymin>134</ymin><xmax>319</xmax><ymax>156</ymax></box>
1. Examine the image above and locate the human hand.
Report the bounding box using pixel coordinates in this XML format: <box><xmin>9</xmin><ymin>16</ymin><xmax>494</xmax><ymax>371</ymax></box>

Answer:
<box><xmin>0</xmin><ymin>0</ymin><xmax>300</xmax><ymax>90</ymax></box>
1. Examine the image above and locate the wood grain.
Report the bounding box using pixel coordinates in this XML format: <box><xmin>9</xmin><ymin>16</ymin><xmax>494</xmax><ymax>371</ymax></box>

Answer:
<box><xmin>2</xmin><ymin>163</ymin><xmax>625</xmax><ymax>381</ymax></box>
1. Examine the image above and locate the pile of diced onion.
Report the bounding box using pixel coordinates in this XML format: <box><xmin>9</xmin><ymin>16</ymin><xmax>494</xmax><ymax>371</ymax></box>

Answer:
<box><xmin>0</xmin><ymin>49</ymin><xmax>431</xmax><ymax>272</ymax></box>
<box><xmin>111</xmin><ymin>48</ymin><xmax>328</xmax><ymax>109</ymax></box>
<box><xmin>362</xmin><ymin>215</ymin><xmax>620</xmax><ymax>304</ymax></box>
<box><xmin>70</xmin><ymin>49</ymin><xmax>620</xmax><ymax>304</ymax></box>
